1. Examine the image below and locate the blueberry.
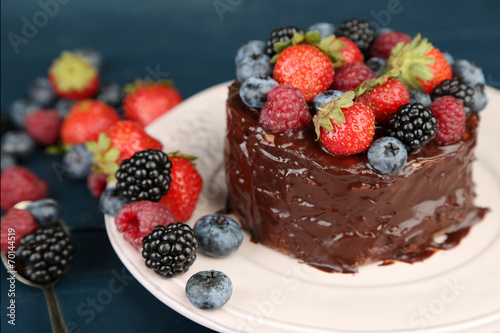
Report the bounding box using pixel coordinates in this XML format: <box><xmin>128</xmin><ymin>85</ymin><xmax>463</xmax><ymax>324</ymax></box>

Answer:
<box><xmin>409</xmin><ymin>90</ymin><xmax>432</xmax><ymax>106</ymax></box>
<box><xmin>471</xmin><ymin>84</ymin><xmax>488</xmax><ymax>112</ymax></box>
<box><xmin>185</xmin><ymin>270</ymin><xmax>232</xmax><ymax>310</ymax></box>
<box><xmin>194</xmin><ymin>215</ymin><xmax>243</xmax><ymax>258</ymax></box>
<box><xmin>235</xmin><ymin>40</ymin><xmax>265</xmax><ymax>66</ymax></box>
<box><xmin>375</xmin><ymin>27</ymin><xmax>393</xmax><ymax>37</ymax></box>
<box><xmin>442</xmin><ymin>51</ymin><xmax>454</xmax><ymax>66</ymax></box>
<box><xmin>62</xmin><ymin>144</ymin><xmax>94</xmax><ymax>180</ymax></box>
<box><xmin>99</xmin><ymin>187</ymin><xmax>130</xmax><ymax>217</ymax></box>
<box><xmin>7</xmin><ymin>99</ymin><xmax>39</xmax><ymax>128</ymax></box>
<box><xmin>1</xmin><ymin>131</ymin><xmax>36</xmax><ymax>159</ymax></box>
<box><xmin>365</xmin><ymin>57</ymin><xmax>386</xmax><ymax>77</ymax></box>
<box><xmin>55</xmin><ymin>99</ymin><xmax>76</xmax><ymax>119</ymax></box>
<box><xmin>452</xmin><ymin>60</ymin><xmax>485</xmax><ymax>87</ymax></box>
<box><xmin>26</xmin><ymin>199</ymin><xmax>61</xmax><ymax>226</ymax></box>
<box><xmin>312</xmin><ymin>90</ymin><xmax>344</xmax><ymax>115</ymax></box>
<box><xmin>239</xmin><ymin>76</ymin><xmax>278</xmax><ymax>109</ymax></box>
<box><xmin>28</xmin><ymin>77</ymin><xmax>58</xmax><ymax>107</ymax></box>
<box><xmin>367</xmin><ymin>137</ymin><xmax>408</xmax><ymax>175</ymax></box>
<box><xmin>236</xmin><ymin>53</ymin><xmax>272</xmax><ymax>83</ymax></box>
<box><xmin>73</xmin><ymin>47</ymin><xmax>103</xmax><ymax>71</ymax></box>
<box><xmin>1</xmin><ymin>153</ymin><xmax>16</xmax><ymax>171</ymax></box>
<box><xmin>307</xmin><ymin>22</ymin><xmax>335</xmax><ymax>39</ymax></box>
<box><xmin>96</xmin><ymin>82</ymin><xmax>122</xmax><ymax>107</ymax></box>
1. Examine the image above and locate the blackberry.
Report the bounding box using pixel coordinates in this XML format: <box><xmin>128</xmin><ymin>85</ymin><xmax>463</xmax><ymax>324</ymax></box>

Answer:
<box><xmin>115</xmin><ymin>149</ymin><xmax>172</xmax><ymax>202</ymax></box>
<box><xmin>16</xmin><ymin>224</ymin><xmax>74</xmax><ymax>284</ymax></box>
<box><xmin>265</xmin><ymin>25</ymin><xmax>304</xmax><ymax>57</ymax></box>
<box><xmin>387</xmin><ymin>103</ymin><xmax>438</xmax><ymax>153</ymax></box>
<box><xmin>335</xmin><ymin>18</ymin><xmax>375</xmax><ymax>55</ymax></box>
<box><xmin>431</xmin><ymin>79</ymin><xmax>475</xmax><ymax>115</ymax></box>
<box><xmin>142</xmin><ymin>223</ymin><xmax>198</xmax><ymax>278</ymax></box>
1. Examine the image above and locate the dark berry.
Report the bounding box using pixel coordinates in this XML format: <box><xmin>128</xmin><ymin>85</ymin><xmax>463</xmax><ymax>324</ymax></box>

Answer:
<box><xmin>452</xmin><ymin>59</ymin><xmax>485</xmax><ymax>87</ymax></box>
<box><xmin>307</xmin><ymin>22</ymin><xmax>335</xmax><ymax>39</ymax></box>
<box><xmin>431</xmin><ymin>79</ymin><xmax>474</xmax><ymax>115</ymax></box>
<box><xmin>471</xmin><ymin>84</ymin><xmax>488</xmax><ymax>112</ymax></box>
<box><xmin>235</xmin><ymin>40</ymin><xmax>265</xmax><ymax>65</ymax></box>
<box><xmin>239</xmin><ymin>76</ymin><xmax>278</xmax><ymax>109</ymax></box>
<box><xmin>1</xmin><ymin>130</ymin><xmax>36</xmax><ymax>160</ymax></box>
<box><xmin>265</xmin><ymin>25</ymin><xmax>304</xmax><ymax>57</ymax></box>
<box><xmin>99</xmin><ymin>186</ymin><xmax>130</xmax><ymax>217</ymax></box>
<box><xmin>185</xmin><ymin>270</ymin><xmax>232</xmax><ymax>309</ymax></box>
<box><xmin>387</xmin><ymin>103</ymin><xmax>437</xmax><ymax>153</ymax></box>
<box><xmin>55</xmin><ymin>99</ymin><xmax>76</xmax><ymax>119</ymax></box>
<box><xmin>365</xmin><ymin>57</ymin><xmax>386</xmax><ymax>77</ymax></box>
<box><xmin>62</xmin><ymin>144</ymin><xmax>94</xmax><ymax>180</ymax></box>
<box><xmin>236</xmin><ymin>53</ymin><xmax>272</xmax><ymax>83</ymax></box>
<box><xmin>409</xmin><ymin>90</ymin><xmax>432</xmax><ymax>106</ymax></box>
<box><xmin>142</xmin><ymin>223</ymin><xmax>198</xmax><ymax>278</ymax></box>
<box><xmin>26</xmin><ymin>199</ymin><xmax>61</xmax><ymax>226</ymax></box>
<box><xmin>367</xmin><ymin>137</ymin><xmax>407</xmax><ymax>175</ymax></box>
<box><xmin>7</xmin><ymin>99</ymin><xmax>39</xmax><ymax>128</ymax></box>
<box><xmin>194</xmin><ymin>215</ymin><xmax>243</xmax><ymax>258</ymax></box>
<box><xmin>28</xmin><ymin>77</ymin><xmax>58</xmax><ymax>107</ymax></box>
<box><xmin>96</xmin><ymin>82</ymin><xmax>122</xmax><ymax>107</ymax></box>
<box><xmin>335</xmin><ymin>18</ymin><xmax>375</xmax><ymax>55</ymax></box>
<box><xmin>311</xmin><ymin>90</ymin><xmax>344</xmax><ymax>115</ymax></box>
<box><xmin>115</xmin><ymin>149</ymin><xmax>172</xmax><ymax>202</ymax></box>
<box><xmin>1</xmin><ymin>153</ymin><xmax>16</xmax><ymax>171</ymax></box>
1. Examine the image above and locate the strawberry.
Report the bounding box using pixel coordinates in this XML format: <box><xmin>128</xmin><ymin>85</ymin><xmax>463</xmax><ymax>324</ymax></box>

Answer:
<box><xmin>273</xmin><ymin>44</ymin><xmax>334</xmax><ymax>102</ymax></box>
<box><xmin>123</xmin><ymin>80</ymin><xmax>182</xmax><ymax>127</ymax></box>
<box><xmin>48</xmin><ymin>51</ymin><xmax>100</xmax><ymax>100</ymax></box>
<box><xmin>355</xmin><ymin>73</ymin><xmax>409</xmax><ymax>125</ymax></box>
<box><xmin>86</xmin><ymin>121</ymin><xmax>163</xmax><ymax>179</ymax></box>
<box><xmin>60</xmin><ymin>100</ymin><xmax>120</xmax><ymax>145</ymax></box>
<box><xmin>313</xmin><ymin>91</ymin><xmax>375</xmax><ymax>156</ymax></box>
<box><xmin>369</xmin><ymin>31</ymin><xmax>412</xmax><ymax>60</ymax></box>
<box><xmin>158</xmin><ymin>153</ymin><xmax>203</xmax><ymax>222</ymax></box>
<box><xmin>317</xmin><ymin>36</ymin><xmax>364</xmax><ymax>69</ymax></box>
<box><xmin>384</xmin><ymin>34</ymin><xmax>452</xmax><ymax>93</ymax></box>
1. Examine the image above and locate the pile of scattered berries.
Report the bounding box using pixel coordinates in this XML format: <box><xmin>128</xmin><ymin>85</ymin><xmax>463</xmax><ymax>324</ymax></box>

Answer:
<box><xmin>236</xmin><ymin>19</ymin><xmax>488</xmax><ymax>175</ymax></box>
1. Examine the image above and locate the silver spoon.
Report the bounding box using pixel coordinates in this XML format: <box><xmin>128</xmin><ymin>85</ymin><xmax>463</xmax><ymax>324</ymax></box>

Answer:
<box><xmin>1</xmin><ymin>201</ymin><xmax>70</xmax><ymax>333</ymax></box>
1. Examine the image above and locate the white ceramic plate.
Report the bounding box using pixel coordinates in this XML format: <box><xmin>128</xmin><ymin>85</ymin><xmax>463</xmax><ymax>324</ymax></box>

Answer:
<box><xmin>105</xmin><ymin>83</ymin><xmax>500</xmax><ymax>333</ymax></box>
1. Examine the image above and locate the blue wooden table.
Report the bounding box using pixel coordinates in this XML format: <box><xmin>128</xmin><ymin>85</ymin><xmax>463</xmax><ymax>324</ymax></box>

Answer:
<box><xmin>2</xmin><ymin>0</ymin><xmax>500</xmax><ymax>332</ymax></box>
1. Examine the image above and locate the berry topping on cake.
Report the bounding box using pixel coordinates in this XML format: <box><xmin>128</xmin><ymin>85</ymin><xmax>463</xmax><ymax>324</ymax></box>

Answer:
<box><xmin>369</xmin><ymin>31</ymin><xmax>412</xmax><ymax>60</ymax></box>
<box><xmin>312</xmin><ymin>90</ymin><xmax>344</xmax><ymax>114</ymax></box>
<box><xmin>367</xmin><ymin>137</ymin><xmax>408</xmax><ymax>175</ymax></box>
<box><xmin>313</xmin><ymin>91</ymin><xmax>375</xmax><ymax>156</ymax></box>
<box><xmin>335</xmin><ymin>18</ymin><xmax>375</xmax><ymax>55</ymax></box>
<box><xmin>1</xmin><ymin>208</ymin><xmax>39</xmax><ymax>252</ymax></box>
<box><xmin>365</xmin><ymin>57</ymin><xmax>387</xmax><ymax>77</ymax></box>
<box><xmin>194</xmin><ymin>215</ymin><xmax>243</xmax><ymax>258</ymax></box>
<box><xmin>26</xmin><ymin>199</ymin><xmax>60</xmax><ymax>227</ymax></box>
<box><xmin>265</xmin><ymin>25</ymin><xmax>304</xmax><ymax>57</ymax></box>
<box><xmin>142</xmin><ymin>223</ymin><xmax>198</xmax><ymax>278</ymax></box>
<box><xmin>25</xmin><ymin>109</ymin><xmax>61</xmax><ymax>146</ymax></box>
<box><xmin>115</xmin><ymin>201</ymin><xmax>176</xmax><ymax>248</ymax></box>
<box><xmin>236</xmin><ymin>53</ymin><xmax>272</xmax><ymax>83</ymax></box>
<box><xmin>409</xmin><ymin>90</ymin><xmax>432</xmax><ymax>106</ymax></box>
<box><xmin>452</xmin><ymin>59</ymin><xmax>485</xmax><ymax>87</ymax></box>
<box><xmin>62</xmin><ymin>144</ymin><xmax>94</xmax><ymax>180</ymax></box>
<box><xmin>429</xmin><ymin>96</ymin><xmax>466</xmax><ymax>144</ymax></box>
<box><xmin>321</xmin><ymin>36</ymin><xmax>364</xmax><ymax>69</ymax></box>
<box><xmin>239</xmin><ymin>76</ymin><xmax>278</xmax><ymax>109</ymax></box>
<box><xmin>355</xmin><ymin>73</ymin><xmax>410</xmax><ymax>125</ymax></box>
<box><xmin>387</xmin><ymin>103</ymin><xmax>438</xmax><ymax>153</ymax></box>
<box><xmin>1</xmin><ymin>166</ymin><xmax>49</xmax><ymax>211</ymax></box>
<box><xmin>385</xmin><ymin>34</ymin><xmax>452</xmax><ymax>93</ymax></box>
<box><xmin>60</xmin><ymin>99</ymin><xmax>120</xmax><ymax>145</ymax></box>
<box><xmin>273</xmin><ymin>44</ymin><xmax>334</xmax><ymax>102</ymax></box>
<box><xmin>332</xmin><ymin>62</ymin><xmax>376</xmax><ymax>91</ymax></box>
<box><xmin>235</xmin><ymin>40</ymin><xmax>266</xmax><ymax>65</ymax></box>
<box><xmin>471</xmin><ymin>84</ymin><xmax>488</xmax><ymax>112</ymax></box>
<box><xmin>115</xmin><ymin>149</ymin><xmax>172</xmax><ymax>202</ymax></box>
<box><xmin>431</xmin><ymin>78</ymin><xmax>474</xmax><ymax>115</ymax></box>
<box><xmin>123</xmin><ymin>80</ymin><xmax>182</xmax><ymax>127</ymax></box>
<box><xmin>158</xmin><ymin>153</ymin><xmax>203</xmax><ymax>222</ymax></box>
<box><xmin>259</xmin><ymin>85</ymin><xmax>311</xmax><ymax>133</ymax></box>
<box><xmin>48</xmin><ymin>51</ymin><xmax>100</xmax><ymax>100</ymax></box>
<box><xmin>185</xmin><ymin>270</ymin><xmax>232</xmax><ymax>309</ymax></box>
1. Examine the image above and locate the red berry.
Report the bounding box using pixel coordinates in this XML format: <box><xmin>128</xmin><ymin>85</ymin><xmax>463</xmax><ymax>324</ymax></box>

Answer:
<box><xmin>1</xmin><ymin>208</ymin><xmax>39</xmax><ymax>252</ymax></box>
<box><xmin>336</xmin><ymin>37</ymin><xmax>364</xmax><ymax>65</ymax></box>
<box><xmin>429</xmin><ymin>96</ymin><xmax>466</xmax><ymax>144</ymax></box>
<box><xmin>114</xmin><ymin>201</ymin><xmax>176</xmax><ymax>247</ymax></box>
<box><xmin>332</xmin><ymin>62</ymin><xmax>376</xmax><ymax>92</ymax></box>
<box><xmin>259</xmin><ymin>85</ymin><xmax>311</xmax><ymax>133</ymax></box>
<box><xmin>87</xmin><ymin>172</ymin><xmax>107</xmax><ymax>197</ymax></box>
<box><xmin>25</xmin><ymin>109</ymin><xmax>61</xmax><ymax>146</ymax></box>
<box><xmin>1</xmin><ymin>166</ymin><xmax>48</xmax><ymax>211</ymax></box>
<box><xmin>369</xmin><ymin>31</ymin><xmax>412</xmax><ymax>60</ymax></box>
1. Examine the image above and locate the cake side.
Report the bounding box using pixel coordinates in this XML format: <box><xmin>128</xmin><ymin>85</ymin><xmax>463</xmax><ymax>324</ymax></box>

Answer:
<box><xmin>225</xmin><ymin>81</ymin><xmax>488</xmax><ymax>273</ymax></box>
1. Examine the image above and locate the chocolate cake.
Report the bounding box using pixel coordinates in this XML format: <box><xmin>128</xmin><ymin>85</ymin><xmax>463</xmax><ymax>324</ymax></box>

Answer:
<box><xmin>224</xmin><ymin>81</ymin><xmax>488</xmax><ymax>273</ymax></box>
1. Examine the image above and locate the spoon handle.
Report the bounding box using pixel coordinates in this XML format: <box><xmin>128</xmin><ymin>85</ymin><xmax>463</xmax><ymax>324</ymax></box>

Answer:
<box><xmin>42</xmin><ymin>285</ymin><xmax>68</xmax><ymax>333</ymax></box>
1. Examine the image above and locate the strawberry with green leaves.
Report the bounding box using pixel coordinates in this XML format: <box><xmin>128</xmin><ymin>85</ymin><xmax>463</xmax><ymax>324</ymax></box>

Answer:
<box><xmin>355</xmin><ymin>71</ymin><xmax>409</xmax><ymax>125</ymax></box>
<box><xmin>313</xmin><ymin>91</ymin><xmax>375</xmax><ymax>156</ymax></box>
<box><xmin>159</xmin><ymin>152</ymin><xmax>203</xmax><ymax>222</ymax></box>
<box><xmin>123</xmin><ymin>80</ymin><xmax>182</xmax><ymax>127</ymax></box>
<box><xmin>319</xmin><ymin>36</ymin><xmax>364</xmax><ymax>69</ymax></box>
<box><xmin>384</xmin><ymin>34</ymin><xmax>452</xmax><ymax>93</ymax></box>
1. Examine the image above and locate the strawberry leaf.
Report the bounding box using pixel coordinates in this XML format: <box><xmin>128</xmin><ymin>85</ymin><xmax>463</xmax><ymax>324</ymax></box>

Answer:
<box><xmin>305</xmin><ymin>31</ymin><xmax>321</xmax><ymax>44</ymax></box>
<box><xmin>104</xmin><ymin>149</ymin><xmax>120</xmax><ymax>163</ymax></box>
<box><xmin>292</xmin><ymin>31</ymin><xmax>305</xmax><ymax>45</ymax></box>
<box><xmin>274</xmin><ymin>40</ymin><xmax>293</xmax><ymax>54</ymax></box>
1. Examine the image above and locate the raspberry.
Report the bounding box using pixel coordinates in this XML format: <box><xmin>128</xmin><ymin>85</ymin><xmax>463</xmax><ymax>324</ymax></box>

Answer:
<box><xmin>431</xmin><ymin>78</ymin><xmax>474</xmax><ymax>115</ymax></box>
<box><xmin>24</xmin><ymin>109</ymin><xmax>61</xmax><ymax>146</ymax></box>
<box><xmin>429</xmin><ymin>96</ymin><xmax>466</xmax><ymax>144</ymax></box>
<box><xmin>1</xmin><ymin>166</ymin><xmax>48</xmax><ymax>211</ymax></box>
<box><xmin>1</xmin><ymin>209</ymin><xmax>39</xmax><ymax>252</ymax></box>
<box><xmin>259</xmin><ymin>85</ymin><xmax>311</xmax><ymax>133</ymax></box>
<box><xmin>369</xmin><ymin>31</ymin><xmax>412</xmax><ymax>60</ymax></box>
<box><xmin>115</xmin><ymin>201</ymin><xmax>176</xmax><ymax>247</ymax></box>
<box><xmin>332</xmin><ymin>62</ymin><xmax>376</xmax><ymax>91</ymax></box>
<box><xmin>87</xmin><ymin>172</ymin><xmax>107</xmax><ymax>197</ymax></box>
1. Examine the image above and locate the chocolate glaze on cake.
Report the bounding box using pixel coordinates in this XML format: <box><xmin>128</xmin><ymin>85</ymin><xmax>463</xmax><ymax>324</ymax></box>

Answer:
<box><xmin>224</xmin><ymin>81</ymin><xmax>488</xmax><ymax>273</ymax></box>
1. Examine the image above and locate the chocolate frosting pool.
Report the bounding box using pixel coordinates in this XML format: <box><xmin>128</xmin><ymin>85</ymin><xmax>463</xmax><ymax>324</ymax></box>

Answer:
<box><xmin>224</xmin><ymin>81</ymin><xmax>488</xmax><ymax>273</ymax></box>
